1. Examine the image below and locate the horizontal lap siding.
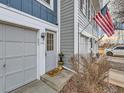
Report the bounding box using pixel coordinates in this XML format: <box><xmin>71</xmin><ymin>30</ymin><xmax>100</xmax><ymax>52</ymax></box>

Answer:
<box><xmin>60</xmin><ymin>0</ymin><xmax>74</xmax><ymax>68</ymax></box>
<box><xmin>78</xmin><ymin>0</ymin><xmax>98</xmax><ymax>37</ymax></box>
<box><xmin>0</xmin><ymin>0</ymin><xmax>57</xmax><ymax>25</ymax></box>
<box><xmin>78</xmin><ymin>0</ymin><xmax>92</xmax><ymax>34</ymax></box>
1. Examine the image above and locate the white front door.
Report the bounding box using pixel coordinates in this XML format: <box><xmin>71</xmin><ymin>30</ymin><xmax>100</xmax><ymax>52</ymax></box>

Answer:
<box><xmin>0</xmin><ymin>24</ymin><xmax>37</xmax><ymax>93</ymax></box>
<box><xmin>46</xmin><ymin>31</ymin><xmax>57</xmax><ymax>72</ymax></box>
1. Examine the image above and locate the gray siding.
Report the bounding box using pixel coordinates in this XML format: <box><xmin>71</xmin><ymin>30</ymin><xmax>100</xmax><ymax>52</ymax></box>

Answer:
<box><xmin>60</xmin><ymin>0</ymin><xmax>74</xmax><ymax>68</ymax></box>
<box><xmin>78</xmin><ymin>0</ymin><xmax>98</xmax><ymax>37</ymax></box>
<box><xmin>78</xmin><ymin>0</ymin><xmax>98</xmax><ymax>55</ymax></box>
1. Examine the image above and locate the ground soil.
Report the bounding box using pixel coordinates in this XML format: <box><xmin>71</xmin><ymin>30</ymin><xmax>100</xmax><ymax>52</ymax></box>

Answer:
<box><xmin>59</xmin><ymin>76</ymin><xmax>120</xmax><ymax>93</ymax></box>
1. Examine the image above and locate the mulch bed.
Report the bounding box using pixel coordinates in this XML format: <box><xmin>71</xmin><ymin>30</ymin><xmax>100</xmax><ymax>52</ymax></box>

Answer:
<box><xmin>59</xmin><ymin>76</ymin><xmax>118</xmax><ymax>93</ymax></box>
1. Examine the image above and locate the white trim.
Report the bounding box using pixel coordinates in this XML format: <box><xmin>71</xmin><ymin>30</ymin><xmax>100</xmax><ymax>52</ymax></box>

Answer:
<box><xmin>57</xmin><ymin>0</ymin><xmax>60</xmax><ymax>54</ymax></box>
<box><xmin>74</xmin><ymin>0</ymin><xmax>79</xmax><ymax>54</ymax></box>
<box><xmin>37</xmin><ymin>0</ymin><xmax>54</xmax><ymax>10</ymax></box>
<box><xmin>63</xmin><ymin>66</ymin><xmax>76</xmax><ymax>74</ymax></box>
<box><xmin>0</xmin><ymin>3</ymin><xmax>57</xmax><ymax>28</ymax></box>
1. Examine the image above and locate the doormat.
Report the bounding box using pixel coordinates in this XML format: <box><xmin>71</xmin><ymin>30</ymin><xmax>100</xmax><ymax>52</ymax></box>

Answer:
<box><xmin>47</xmin><ymin>67</ymin><xmax>63</xmax><ymax>77</ymax></box>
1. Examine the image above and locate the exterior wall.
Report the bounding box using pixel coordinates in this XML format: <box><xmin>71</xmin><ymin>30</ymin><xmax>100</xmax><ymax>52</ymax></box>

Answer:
<box><xmin>60</xmin><ymin>0</ymin><xmax>74</xmax><ymax>68</ymax></box>
<box><xmin>79</xmin><ymin>35</ymin><xmax>90</xmax><ymax>55</ymax></box>
<box><xmin>78</xmin><ymin>0</ymin><xmax>99</xmax><ymax>55</ymax></box>
<box><xmin>0</xmin><ymin>0</ymin><xmax>57</xmax><ymax>25</ymax></box>
<box><xmin>0</xmin><ymin>3</ymin><xmax>59</xmax><ymax>79</ymax></box>
<box><xmin>60</xmin><ymin>0</ymin><xmax>99</xmax><ymax>69</ymax></box>
<box><xmin>78</xmin><ymin>0</ymin><xmax>92</xmax><ymax>55</ymax></box>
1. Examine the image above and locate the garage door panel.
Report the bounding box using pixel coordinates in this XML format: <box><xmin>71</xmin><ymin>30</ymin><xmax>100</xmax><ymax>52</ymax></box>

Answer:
<box><xmin>24</xmin><ymin>56</ymin><xmax>37</xmax><ymax>70</ymax></box>
<box><xmin>0</xmin><ymin>42</ymin><xmax>2</xmax><ymax>59</ymax></box>
<box><xmin>0</xmin><ymin>60</ymin><xmax>3</xmax><ymax>93</ymax></box>
<box><xmin>25</xmin><ymin>43</ymin><xmax>36</xmax><ymax>55</ymax></box>
<box><xmin>0</xmin><ymin>60</ymin><xmax>3</xmax><ymax>77</ymax></box>
<box><xmin>24</xmin><ymin>68</ymin><xmax>37</xmax><ymax>83</ymax></box>
<box><xmin>0</xmin><ymin>24</ymin><xmax>3</xmax><ymax>41</ymax></box>
<box><xmin>6</xmin><ymin>58</ymin><xmax>24</xmax><ymax>75</ymax></box>
<box><xmin>25</xmin><ymin>30</ymin><xmax>37</xmax><ymax>43</ymax></box>
<box><xmin>6</xmin><ymin>42</ymin><xmax>24</xmax><ymax>57</ymax></box>
<box><xmin>0</xmin><ymin>77</ymin><xmax>3</xmax><ymax>93</ymax></box>
<box><xmin>6</xmin><ymin>26</ymin><xmax>24</xmax><ymax>42</ymax></box>
<box><xmin>5</xmin><ymin>71</ymin><xmax>24</xmax><ymax>91</ymax></box>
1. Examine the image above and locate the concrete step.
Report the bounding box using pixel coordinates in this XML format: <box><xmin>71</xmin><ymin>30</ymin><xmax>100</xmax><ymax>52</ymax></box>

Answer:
<box><xmin>41</xmin><ymin>69</ymin><xmax>74</xmax><ymax>92</ymax></box>
<box><xmin>109</xmin><ymin>69</ymin><xmax>124</xmax><ymax>88</ymax></box>
<box><xmin>9</xmin><ymin>80</ymin><xmax>58</xmax><ymax>93</ymax></box>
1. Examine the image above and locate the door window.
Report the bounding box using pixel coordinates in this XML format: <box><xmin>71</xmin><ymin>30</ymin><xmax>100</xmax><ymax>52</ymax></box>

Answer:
<box><xmin>47</xmin><ymin>33</ymin><xmax>54</xmax><ymax>51</ymax></box>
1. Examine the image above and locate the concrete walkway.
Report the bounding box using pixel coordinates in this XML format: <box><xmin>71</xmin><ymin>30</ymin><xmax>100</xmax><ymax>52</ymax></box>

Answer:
<box><xmin>10</xmin><ymin>69</ymin><xmax>74</xmax><ymax>93</ymax></box>
<box><xmin>10</xmin><ymin>80</ymin><xmax>58</xmax><ymax>93</ymax></box>
<box><xmin>107</xmin><ymin>57</ymin><xmax>124</xmax><ymax>88</ymax></box>
<box><xmin>109</xmin><ymin>69</ymin><xmax>124</xmax><ymax>88</ymax></box>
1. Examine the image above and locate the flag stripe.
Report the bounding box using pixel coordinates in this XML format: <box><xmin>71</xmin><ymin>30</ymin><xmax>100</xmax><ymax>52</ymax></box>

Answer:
<box><xmin>105</xmin><ymin>14</ymin><xmax>114</xmax><ymax>32</ymax></box>
<box><xmin>106</xmin><ymin>12</ymin><xmax>114</xmax><ymax>29</ymax></box>
<box><xmin>95</xmin><ymin>14</ymin><xmax>111</xmax><ymax>36</ymax></box>
<box><xmin>98</xmin><ymin>12</ymin><xmax>113</xmax><ymax>35</ymax></box>
<box><xmin>93</xmin><ymin>4</ymin><xmax>115</xmax><ymax>37</ymax></box>
<box><xmin>106</xmin><ymin>10</ymin><xmax>115</xmax><ymax>31</ymax></box>
<box><xmin>94</xmin><ymin>18</ymin><xmax>110</xmax><ymax>37</ymax></box>
<box><xmin>93</xmin><ymin>17</ymin><xmax>110</xmax><ymax>37</ymax></box>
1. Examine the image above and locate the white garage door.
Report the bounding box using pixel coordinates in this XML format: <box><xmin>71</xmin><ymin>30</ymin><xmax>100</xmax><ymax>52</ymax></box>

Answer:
<box><xmin>0</xmin><ymin>24</ymin><xmax>37</xmax><ymax>93</ymax></box>
<box><xmin>80</xmin><ymin>36</ymin><xmax>88</xmax><ymax>55</ymax></box>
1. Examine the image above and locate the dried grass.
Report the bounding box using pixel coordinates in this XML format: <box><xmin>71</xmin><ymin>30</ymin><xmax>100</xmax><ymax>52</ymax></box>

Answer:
<box><xmin>60</xmin><ymin>55</ymin><xmax>117</xmax><ymax>93</ymax></box>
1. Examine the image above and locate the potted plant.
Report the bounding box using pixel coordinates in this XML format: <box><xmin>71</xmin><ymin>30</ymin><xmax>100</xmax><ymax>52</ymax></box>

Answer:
<box><xmin>58</xmin><ymin>52</ymin><xmax>64</xmax><ymax>66</ymax></box>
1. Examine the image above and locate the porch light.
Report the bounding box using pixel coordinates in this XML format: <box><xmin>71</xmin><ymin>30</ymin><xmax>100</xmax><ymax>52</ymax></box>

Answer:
<box><xmin>41</xmin><ymin>32</ymin><xmax>46</xmax><ymax>40</ymax></box>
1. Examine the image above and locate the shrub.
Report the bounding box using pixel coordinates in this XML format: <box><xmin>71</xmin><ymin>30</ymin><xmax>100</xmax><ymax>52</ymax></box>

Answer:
<box><xmin>60</xmin><ymin>55</ymin><xmax>114</xmax><ymax>93</ymax></box>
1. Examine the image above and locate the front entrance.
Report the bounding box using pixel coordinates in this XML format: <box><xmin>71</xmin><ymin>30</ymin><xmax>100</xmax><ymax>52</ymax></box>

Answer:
<box><xmin>45</xmin><ymin>31</ymin><xmax>57</xmax><ymax>72</ymax></box>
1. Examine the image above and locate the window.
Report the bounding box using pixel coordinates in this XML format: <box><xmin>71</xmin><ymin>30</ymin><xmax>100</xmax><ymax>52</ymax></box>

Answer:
<box><xmin>37</xmin><ymin>0</ymin><xmax>53</xmax><ymax>10</ymax></box>
<box><xmin>47</xmin><ymin>33</ymin><xmax>54</xmax><ymax>51</ymax></box>
<box><xmin>80</xmin><ymin>0</ymin><xmax>87</xmax><ymax>16</ymax></box>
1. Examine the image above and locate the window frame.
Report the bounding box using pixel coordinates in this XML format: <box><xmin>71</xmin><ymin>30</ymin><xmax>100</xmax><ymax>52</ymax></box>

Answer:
<box><xmin>47</xmin><ymin>32</ymin><xmax>54</xmax><ymax>51</ymax></box>
<box><xmin>37</xmin><ymin>0</ymin><xmax>54</xmax><ymax>10</ymax></box>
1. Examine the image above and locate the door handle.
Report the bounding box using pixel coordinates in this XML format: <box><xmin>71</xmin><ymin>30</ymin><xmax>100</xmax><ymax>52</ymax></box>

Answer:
<box><xmin>3</xmin><ymin>64</ymin><xmax>6</xmax><ymax>68</ymax></box>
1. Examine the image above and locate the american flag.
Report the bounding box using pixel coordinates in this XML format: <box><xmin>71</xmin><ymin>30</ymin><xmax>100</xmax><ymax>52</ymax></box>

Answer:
<box><xmin>93</xmin><ymin>4</ymin><xmax>115</xmax><ymax>37</ymax></box>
